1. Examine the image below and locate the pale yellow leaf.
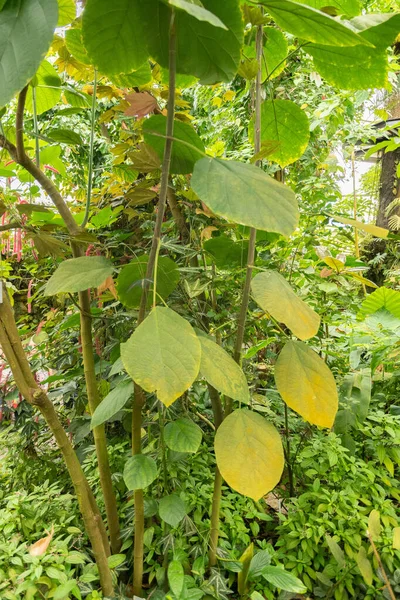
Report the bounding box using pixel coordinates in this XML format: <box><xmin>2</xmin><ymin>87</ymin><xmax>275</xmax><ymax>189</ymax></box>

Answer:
<box><xmin>393</xmin><ymin>527</ymin><xmax>400</xmax><ymax>550</ymax></box>
<box><xmin>214</xmin><ymin>409</ymin><xmax>284</xmax><ymax>501</ymax></box>
<box><xmin>323</xmin><ymin>257</ymin><xmax>345</xmax><ymax>272</ymax></box>
<box><xmin>251</xmin><ymin>270</ymin><xmax>320</xmax><ymax>340</ymax></box>
<box><xmin>332</xmin><ymin>215</ymin><xmax>389</xmax><ymax>239</ymax></box>
<box><xmin>368</xmin><ymin>509</ymin><xmax>381</xmax><ymax>541</ymax></box>
<box><xmin>274</xmin><ymin>341</ymin><xmax>338</xmax><ymax>428</ymax></box>
<box><xmin>356</xmin><ymin>547</ymin><xmax>373</xmax><ymax>586</ymax></box>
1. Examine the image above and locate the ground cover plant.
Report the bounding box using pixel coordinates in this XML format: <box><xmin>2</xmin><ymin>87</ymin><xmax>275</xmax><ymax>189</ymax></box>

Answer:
<box><xmin>0</xmin><ymin>0</ymin><xmax>400</xmax><ymax>598</ymax></box>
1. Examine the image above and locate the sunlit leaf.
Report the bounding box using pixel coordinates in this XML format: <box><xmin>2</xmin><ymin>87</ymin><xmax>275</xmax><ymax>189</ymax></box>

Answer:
<box><xmin>275</xmin><ymin>341</ymin><xmax>338</xmax><ymax>428</ymax></box>
<box><xmin>359</xmin><ymin>287</ymin><xmax>400</xmax><ymax>320</ymax></box>
<box><xmin>251</xmin><ymin>270</ymin><xmax>320</xmax><ymax>340</ymax></box>
<box><xmin>368</xmin><ymin>509</ymin><xmax>381</xmax><ymax>541</ymax></box>
<box><xmin>168</xmin><ymin>0</ymin><xmax>227</xmax><ymax>29</ymax></box>
<box><xmin>291</xmin><ymin>0</ymin><xmax>360</xmax><ymax>17</ymax></box>
<box><xmin>214</xmin><ymin>409</ymin><xmax>284</xmax><ymax>501</ymax></box>
<box><xmin>121</xmin><ymin>307</ymin><xmax>201</xmax><ymax>407</ymax></box>
<box><xmin>57</xmin><ymin>0</ymin><xmax>76</xmax><ymax>26</ymax></box>
<box><xmin>45</xmin><ymin>256</ymin><xmax>114</xmax><ymax>295</ymax></box>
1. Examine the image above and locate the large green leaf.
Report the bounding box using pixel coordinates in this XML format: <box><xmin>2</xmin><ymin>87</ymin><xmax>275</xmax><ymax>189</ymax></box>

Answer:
<box><xmin>91</xmin><ymin>380</ymin><xmax>134</xmax><ymax>429</ymax></box>
<box><xmin>204</xmin><ymin>235</ymin><xmax>249</xmax><ymax>269</ymax></box>
<box><xmin>197</xmin><ymin>332</ymin><xmax>250</xmax><ymax>403</ymax></box>
<box><xmin>117</xmin><ymin>255</ymin><xmax>180</xmax><ymax>309</ymax></box>
<box><xmin>45</xmin><ymin>256</ymin><xmax>114</xmax><ymax>295</ymax></box>
<box><xmin>164</xmin><ymin>418</ymin><xmax>202</xmax><ymax>453</ymax></box>
<box><xmin>240</xmin><ymin>27</ymin><xmax>288</xmax><ymax>82</ymax></box>
<box><xmin>168</xmin><ymin>0</ymin><xmax>227</xmax><ymax>29</ymax></box>
<box><xmin>110</xmin><ymin>63</ymin><xmax>153</xmax><ymax>88</ymax></box>
<box><xmin>191</xmin><ymin>158</ymin><xmax>298</xmax><ymax>236</ymax></box>
<box><xmin>159</xmin><ymin>494</ymin><xmax>186</xmax><ymax>527</ymax></box>
<box><xmin>214</xmin><ymin>409</ymin><xmax>284</xmax><ymax>501</ymax></box>
<box><xmin>82</xmin><ymin>0</ymin><xmax>149</xmax><ymax>75</ymax></box>
<box><xmin>121</xmin><ymin>307</ymin><xmax>201</xmax><ymax>406</ymax></box>
<box><xmin>305</xmin><ymin>44</ymin><xmax>388</xmax><ymax>90</ymax></box>
<box><xmin>249</xmin><ymin>99</ymin><xmax>310</xmax><ymax>167</ymax></box>
<box><xmin>0</xmin><ymin>0</ymin><xmax>58</xmax><ymax>108</ymax></box>
<box><xmin>291</xmin><ymin>0</ymin><xmax>360</xmax><ymax>17</ymax></box>
<box><xmin>123</xmin><ymin>454</ymin><xmax>157</xmax><ymax>490</ymax></box>
<box><xmin>274</xmin><ymin>341</ymin><xmax>338</xmax><ymax>428</ymax></box>
<box><xmin>251</xmin><ymin>270</ymin><xmax>320</xmax><ymax>340</ymax></box>
<box><xmin>65</xmin><ymin>28</ymin><xmax>91</xmax><ymax>65</ymax></box>
<box><xmin>57</xmin><ymin>0</ymin><xmax>75</xmax><ymax>26</ymax></box>
<box><xmin>168</xmin><ymin>559</ymin><xmax>185</xmax><ymax>597</ymax></box>
<box><xmin>261</xmin><ymin>566</ymin><xmax>307</xmax><ymax>594</ymax></box>
<box><xmin>262</xmin><ymin>0</ymin><xmax>371</xmax><ymax>46</ymax></box>
<box><xmin>143</xmin><ymin>115</ymin><xmax>205</xmax><ymax>175</ymax></box>
<box><xmin>359</xmin><ymin>287</ymin><xmax>400</xmax><ymax>320</ymax></box>
<box><xmin>26</xmin><ymin>60</ymin><xmax>61</xmax><ymax>115</ymax></box>
<box><xmin>139</xmin><ymin>0</ymin><xmax>244</xmax><ymax>84</ymax></box>
<box><xmin>350</xmin><ymin>13</ymin><xmax>400</xmax><ymax>47</ymax></box>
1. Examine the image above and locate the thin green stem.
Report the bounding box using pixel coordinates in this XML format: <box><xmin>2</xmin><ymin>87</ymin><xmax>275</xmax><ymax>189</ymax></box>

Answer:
<box><xmin>82</xmin><ymin>69</ymin><xmax>98</xmax><ymax>229</ymax></box>
<box><xmin>32</xmin><ymin>87</ymin><xmax>40</xmax><ymax>167</ymax></box>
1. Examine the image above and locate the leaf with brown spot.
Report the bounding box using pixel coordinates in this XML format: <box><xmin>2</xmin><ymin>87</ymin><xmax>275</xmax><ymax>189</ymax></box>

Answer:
<box><xmin>98</xmin><ymin>276</ymin><xmax>118</xmax><ymax>299</ymax></box>
<box><xmin>29</xmin><ymin>525</ymin><xmax>54</xmax><ymax>557</ymax></box>
<box><xmin>124</xmin><ymin>92</ymin><xmax>159</xmax><ymax>119</ymax></box>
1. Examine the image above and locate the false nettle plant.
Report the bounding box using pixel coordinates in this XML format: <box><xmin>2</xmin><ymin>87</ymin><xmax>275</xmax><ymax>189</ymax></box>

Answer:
<box><xmin>0</xmin><ymin>0</ymin><xmax>399</xmax><ymax>597</ymax></box>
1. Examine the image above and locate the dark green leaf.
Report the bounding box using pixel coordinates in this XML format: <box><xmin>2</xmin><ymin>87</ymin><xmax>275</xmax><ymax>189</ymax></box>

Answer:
<box><xmin>91</xmin><ymin>380</ymin><xmax>134</xmax><ymax>429</ymax></box>
<box><xmin>159</xmin><ymin>494</ymin><xmax>186</xmax><ymax>526</ymax></box>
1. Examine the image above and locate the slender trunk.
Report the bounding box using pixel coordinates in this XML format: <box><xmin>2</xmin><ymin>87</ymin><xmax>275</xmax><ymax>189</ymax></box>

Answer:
<box><xmin>376</xmin><ymin>146</ymin><xmax>400</xmax><ymax>229</ymax></box>
<box><xmin>0</xmin><ymin>286</ymin><xmax>113</xmax><ymax>596</ymax></box>
<box><xmin>208</xmin><ymin>23</ymin><xmax>263</xmax><ymax>567</ymax></box>
<box><xmin>131</xmin><ymin>10</ymin><xmax>177</xmax><ymax>596</ymax></box>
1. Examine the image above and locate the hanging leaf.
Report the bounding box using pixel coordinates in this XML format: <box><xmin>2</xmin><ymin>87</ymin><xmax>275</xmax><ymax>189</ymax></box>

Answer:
<box><xmin>91</xmin><ymin>380</ymin><xmax>134</xmax><ymax>429</ymax></box>
<box><xmin>214</xmin><ymin>409</ymin><xmax>284</xmax><ymax>501</ymax></box>
<box><xmin>238</xmin><ymin>543</ymin><xmax>254</xmax><ymax>596</ymax></box>
<box><xmin>143</xmin><ymin>115</ymin><xmax>205</xmax><ymax>175</ymax></box>
<box><xmin>240</xmin><ymin>28</ymin><xmax>288</xmax><ymax>82</ymax></box>
<box><xmin>197</xmin><ymin>332</ymin><xmax>250</xmax><ymax>403</ymax></box>
<box><xmin>249</xmin><ymin>100</ymin><xmax>310</xmax><ymax>167</ymax></box>
<box><xmin>260</xmin><ymin>566</ymin><xmax>307</xmax><ymax>594</ymax></box>
<box><xmin>159</xmin><ymin>494</ymin><xmax>186</xmax><ymax>527</ymax></box>
<box><xmin>57</xmin><ymin>0</ymin><xmax>76</xmax><ymax>26</ymax></box>
<box><xmin>109</xmin><ymin>62</ymin><xmax>153</xmax><ymax>88</ymax></box>
<box><xmin>117</xmin><ymin>255</ymin><xmax>180</xmax><ymax>309</ymax></box>
<box><xmin>121</xmin><ymin>307</ymin><xmax>201</xmax><ymax>407</ymax></box>
<box><xmin>29</xmin><ymin>525</ymin><xmax>54</xmax><ymax>556</ymax></box>
<box><xmin>65</xmin><ymin>28</ymin><xmax>91</xmax><ymax>65</ymax></box>
<box><xmin>191</xmin><ymin>158</ymin><xmax>298</xmax><ymax>236</ymax></box>
<box><xmin>47</xmin><ymin>128</ymin><xmax>84</xmax><ymax>145</ymax></box>
<box><xmin>393</xmin><ymin>528</ymin><xmax>400</xmax><ymax>550</ymax></box>
<box><xmin>123</xmin><ymin>454</ymin><xmax>158</xmax><ymax>490</ymax></box>
<box><xmin>359</xmin><ymin>287</ymin><xmax>400</xmax><ymax>320</ymax></box>
<box><xmin>26</xmin><ymin>60</ymin><xmax>61</xmax><ymax>115</ymax></box>
<box><xmin>82</xmin><ymin>0</ymin><xmax>149</xmax><ymax>75</ymax></box>
<box><xmin>261</xmin><ymin>0</ymin><xmax>372</xmax><ymax>47</ymax></box>
<box><xmin>305</xmin><ymin>44</ymin><xmax>388</xmax><ymax>90</ymax></box>
<box><xmin>45</xmin><ymin>257</ymin><xmax>114</xmax><ymax>295</ymax></box>
<box><xmin>30</xmin><ymin>233</ymin><xmax>68</xmax><ymax>258</ymax></box>
<box><xmin>164</xmin><ymin>418</ymin><xmax>202</xmax><ymax>453</ymax></box>
<box><xmin>291</xmin><ymin>0</ymin><xmax>360</xmax><ymax>17</ymax></box>
<box><xmin>251</xmin><ymin>270</ymin><xmax>320</xmax><ymax>341</ymax></box>
<box><xmin>168</xmin><ymin>559</ymin><xmax>185</xmax><ymax>598</ymax></box>
<box><xmin>330</xmin><ymin>215</ymin><xmax>389</xmax><ymax>239</ymax></box>
<box><xmin>325</xmin><ymin>535</ymin><xmax>346</xmax><ymax>567</ymax></box>
<box><xmin>274</xmin><ymin>341</ymin><xmax>338</xmax><ymax>428</ymax></box>
<box><xmin>139</xmin><ymin>0</ymin><xmax>243</xmax><ymax>84</ymax></box>
<box><xmin>356</xmin><ymin>547</ymin><xmax>373</xmax><ymax>586</ymax></box>
<box><xmin>124</xmin><ymin>92</ymin><xmax>158</xmax><ymax>119</ymax></box>
<box><xmin>168</xmin><ymin>0</ymin><xmax>227</xmax><ymax>29</ymax></box>
<box><xmin>350</xmin><ymin>13</ymin><xmax>400</xmax><ymax>47</ymax></box>
<box><xmin>0</xmin><ymin>0</ymin><xmax>58</xmax><ymax>108</ymax></box>
<box><xmin>204</xmin><ymin>235</ymin><xmax>250</xmax><ymax>269</ymax></box>
<box><xmin>368</xmin><ymin>509</ymin><xmax>381</xmax><ymax>541</ymax></box>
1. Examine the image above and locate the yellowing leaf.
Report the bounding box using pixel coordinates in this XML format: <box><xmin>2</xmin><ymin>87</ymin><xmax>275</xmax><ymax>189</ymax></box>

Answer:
<box><xmin>214</xmin><ymin>409</ymin><xmax>284</xmax><ymax>501</ymax></box>
<box><xmin>197</xmin><ymin>333</ymin><xmax>249</xmax><ymax>403</ymax></box>
<box><xmin>238</xmin><ymin>543</ymin><xmax>254</xmax><ymax>595</ymax></box>
<box><xmin>251</xmin><ymin>270</ymin><xmax>320</xmax><ymax>341</ymax></box>
<box><xmin>121</xmin><ymin>307</ymin><xmax>201</xmax><ymax>406</ymax></box>
<box><xmin>29</xmin><ymin>525</ymin><xmax>54</xmax><ymax>557</ymax></box>
<box><xmin>356</xmin><ymin>547</ymin><xmax>373</xmax><ymax>586</ymax></box>
<box><xmin>368</xmin><ymin>509</ymin><xmax>381</xmax><ymax>541</ymax></box>
<box><xmin>274</xmin><ymin>341</ymin><xmax>338</xmax><ymax>428</ymax></box>
<box><xmin>345</xmin><ymin>271</ymin><xmax>378</xmax><ymax>288</ymax></box>
<box><xmin>323</xmin><ymin>257</ymin><xmax>345</xmax><ymax>272</ymax></box>
<box><xmin>331</xmin><ymin>215</ymin><xmax>389</xmax><ymax>239</ymax></box>
<box><xmin>393</xmin><ymin>527</ymin><xmax>400</xmax><ymax>550</ymax></box>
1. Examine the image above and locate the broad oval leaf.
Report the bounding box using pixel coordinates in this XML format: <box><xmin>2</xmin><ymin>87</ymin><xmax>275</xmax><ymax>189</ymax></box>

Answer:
<box><xmin>57</xmin><ymin>0</ymin><xmax>75</xmax><ymax>26</ymax></box>
<box><xmin>291</xmin><ymin>0</ymin><xmax>360</xmax><ymax>17</ymax></box>
<box><xmin>368</xmin><ymin>509</ymin><xmax>381</xmax><ymax>541</ymax></box>
<box><xmin>168</xmin><ymin>0</ymin><xmax>227</xmax><ymax>29</ymax></box>
<box><xmin>123</xmin><ymin>454</ymin><xmax>157</xmax><ymax>490</ymax></box>
<box><xmin>262</xmin><ymin>0</ymin><xmax>371</xmax><ymax>47</ymax></box>
<box><xmin>65</xmin><ymin>28</ymin><xmax>91</xmax><ymax>65</ymax></box>
<box><xmin>117</xmin><ymin>255</ymin><xmax>180</xmax><ymax>309</ymax></box>
<box><xmin>0</xmin><ymin>0</ymin><xmax>58</xmax><ymax>108</ymax></box>
<box><xmin>240</xmin><ymin>27</ymin><xmax>288</xmax><ymax>82</ymax></box>
<box><xmin>82</xmin><ymin>0</ymin><xmax>149</xmax><ymax>75</ymax></box>
<box><xmin>164</xmin><ymin>418</ymin><xmax>202</xmax><ymax>453</ymax></box>
<box><xmin>197</xmin><ymin>332</ymin><xmax>250</xmax><ymax>402</ymax></box>
<box><xmin>214</xmin><ymin>409</ymin><xmax>284</xmax><ymax>501</ymax></box>
<box><xmin>250</xmin><ymin>100</ymin><xmax>310</xmax><ymax>167</ymax></box>
<box><xmin>168</xmin><ymin>559</ymin><xmax>185</xmax><ymax>598</ymax></box>
<box><xmin>91</xmin><ymin>380</ymin><xmax>134</xmax><ymax>429</ymax></box>
<box><xmin>261</xmin><ymin>566</ymin><xmax>307</xmax><ymax>594</ymax></box>
<box><xmin>359</xmin><ymin>287</ymin><xmax>400</xmax><ymax>320</ymax></box>
<box><xmin>274</xmin><ymin>341</ymin><xmax>338</xmax><ymax>428</ymax></box>
<box><xmin>159</xmin><ymin>494</ymin><xmax>186</xmax><ymax>527</ymax></box>
<box><xmin>204</xmin><ymin>235</ymin><xmax>249</xmax><ymax>269</ymax></box>
<box><xmin>143</xmin><ymin>115</ymin><xmax>205</xmax><ymax>175</ymax></box>
<box><xmin>121</xmin><ymin>307</ymin><xmax>201</xmax><ymax>407</ymax></box>
<box><xmin>45</xmin><ymin>256</ymin><xmax>114</xmax><ymax>295</ymax></box>
<box><xmin>139</xmin><ymin>0</ymin><xmax>244</xmax><ymax>84</ymax></box>
<box><xmin>26</xmin><ymin>60</ymin><xmax>61</xmax><ymax>115</ymax></box>
<box><xmin>191</xmin><ymin>158</ymin><xmax>299</xmax><ymax>236</ymax></box>
<box><xmin>350</xmin><ymin>13</ymin><xmax>400</xmax><ymax>48</ymax></box>
<box><xmin>251</xmin><ymin>270</ymin><xmax>320</xmax><ymax>340</ymax></box>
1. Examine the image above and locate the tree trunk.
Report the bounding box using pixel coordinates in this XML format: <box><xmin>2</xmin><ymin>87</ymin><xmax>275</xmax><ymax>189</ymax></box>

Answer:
<box><xmin>376</xmin><ymin>146</ymin><xmax>400</xmax><ymax>229</ymax></box>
